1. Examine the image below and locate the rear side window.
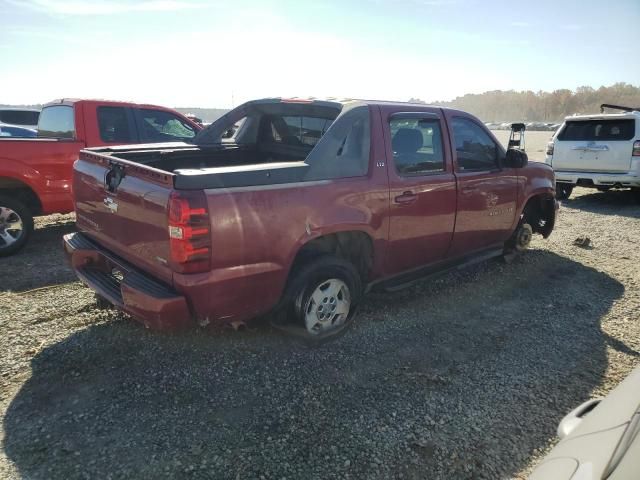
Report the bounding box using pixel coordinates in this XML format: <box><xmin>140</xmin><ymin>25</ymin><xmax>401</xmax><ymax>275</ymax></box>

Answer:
<box><xmin>305</xmin><ymin>106</ymin><xmax>370</xmax><ymax>179</ymax></box>
<box><xmin>37</xmin><ymin>106</ymin><xmax>75</xmax><ymax>139</ymax></box>
<box><xmin>221</xmin><ymin>117</ymin><xmax>246</xmax><ymax>141</ymax></box>
<box><xmin>451</xmin><ymin>117</ymin><xmax>499</xmax><ymax>171</ymax></box>
<box><xmin>263</xmin><ymin>115</ymin><xmax>333</xmax><ymax>147</ymax></box>
<box><xmin>138</xmin><ymin>109</ymin><xmax>196</xmax><ymax>142</ymax></box>
<box><xmin>558</xmin><ymin>119</ymin><xmax>635</xmax><ymax>141</ymax></box>
<box><xmin>98</xmin><ymin>106</ymin><xmax>133</xmax><ymax>143</ymax></box>
<box><xmin>389</xmin><ymin>117</ymin><xmax>444</xmax><ymax>175</ymax></box>
<box><xmin>0</xmin><ymin>110</ymin><xmax>39</xmax><ymax>126</ymax></box>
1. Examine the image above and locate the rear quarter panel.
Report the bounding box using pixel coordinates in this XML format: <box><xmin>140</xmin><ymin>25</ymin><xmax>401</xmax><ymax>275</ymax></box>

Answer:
<box><xmin>0</xmin><ymin>138</ymin><xmax>84</xmax><ymax>214</ymax></box>
<box><xmin>174</xmin><ymin>177</ymin><xmax>390</xmax><ymax>324</ymax></box>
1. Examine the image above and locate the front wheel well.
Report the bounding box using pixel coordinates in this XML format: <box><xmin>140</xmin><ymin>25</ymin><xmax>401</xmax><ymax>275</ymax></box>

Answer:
<box><xmin>0</xmin><ymin>177</ymin><xmax>42</xmax><ymax>216</ymax></box>
<box><xmin>521</xmin><ymin>194</ymin><xmax>555</xmax><ymax>238</ymax></box>
<box><xmin>290</xmin><ymin>231</ymin><xmax>374</xmax><ymax>283</ymax></box>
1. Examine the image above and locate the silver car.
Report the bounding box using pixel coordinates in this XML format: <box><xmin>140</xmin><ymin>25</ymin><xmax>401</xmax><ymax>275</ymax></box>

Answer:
<box><xmin>530</xmin><ymin>366</ymin><xmax>640</xmax><ymax>479</ymax></box>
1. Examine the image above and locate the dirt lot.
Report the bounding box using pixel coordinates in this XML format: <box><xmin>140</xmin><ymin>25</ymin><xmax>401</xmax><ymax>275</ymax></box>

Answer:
<box><xmin>1</xmin><ymin>188</ymin><xmax>639</xmax><ymax>480</ymax></box>
<box><xmin>492</xmin><ymin>130</ymin><xmax>554</xmax><ymax>162</ymax></box>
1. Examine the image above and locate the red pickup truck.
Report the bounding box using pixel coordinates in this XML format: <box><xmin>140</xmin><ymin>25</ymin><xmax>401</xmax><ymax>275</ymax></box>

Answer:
<box><xmin>0</xmin><ymin>99</ymin><xmax>201</xmax><ymax>256</ymax></box>
<box><xmin>64</xmin><ymin>98</ymin><xmax>557</xmax><ymax>341</ymax></box>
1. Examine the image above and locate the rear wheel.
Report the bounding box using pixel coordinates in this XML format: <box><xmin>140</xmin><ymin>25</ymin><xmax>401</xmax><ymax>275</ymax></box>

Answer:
<box><xmin>556</xmin><ymin>183</ymin><xmax>573</xmax><ymax>200</ymax></box>
<box><xmin>0</xmin><ymin>195</ymin><xmax>33</xmax><ymax>257</ymax></box>
<box><xmin>632</xmin><ymin>188</ymin><xmax>640</xmax><ymax>204</ymax></box>
<box><xmin>276</xmin><ymin>255</ymin><xmax>362</xmax><ymax>343</ymax></box>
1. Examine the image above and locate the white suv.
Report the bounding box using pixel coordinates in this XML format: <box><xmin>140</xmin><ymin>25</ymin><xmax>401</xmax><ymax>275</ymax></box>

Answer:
<box><xmin>545</xmin><ymin>106</ymin><xmax>640</xmax><ymax>200</ymax></box>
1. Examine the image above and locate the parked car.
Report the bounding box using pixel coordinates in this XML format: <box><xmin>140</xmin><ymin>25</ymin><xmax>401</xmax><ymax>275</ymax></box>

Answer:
<box><xmin>0</xmin><ymin>124</ymin><xmax>37</xmax><ymax>137</ymax></box>
<box><xmin>64</xmin><ymin>98</ymin><xmax>557</xmax><ymax>340</ymax></box>
<box><xmin>530</xmin><ymin>365</ymin><xmax>640</xmax><ymax>480</ymax></box>
<box><xmin>545</xmin><ymin>107</ymin><xmax>640</xmax><ymax>200</ymax></box>
<box><xmin>0</xmin><ymin>108</ymin><xmax>40</xmax><ymax>129</ymax></box>
<box><xmin>0</xmin><ymin>98</ymin><xmax>202</xmax><ymax>256</ymax></box>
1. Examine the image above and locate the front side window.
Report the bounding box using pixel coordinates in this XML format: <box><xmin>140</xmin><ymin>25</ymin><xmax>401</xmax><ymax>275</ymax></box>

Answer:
<box><xmin>138</xmin><ymin>109</ymin><xmax>196</xmax><ymax>142</ymax></box>
<box><xmin>389</xmin><ymin>117</ymin><xmax>445</xmax><ymax>175</ymax></box>
<box><xmin>37</xmin><ymin>106</ymin><xmax>75</xmax><ymax>139</ymax></box>
<box><xmin>452</xmin><ymin>117</ymin><xmax>499</xmax><ymax>171</ymax></box>
<box><xmin>98</xmin><ymin>106</ymin><xmax>133</xmax><ymax>143</ymax></box>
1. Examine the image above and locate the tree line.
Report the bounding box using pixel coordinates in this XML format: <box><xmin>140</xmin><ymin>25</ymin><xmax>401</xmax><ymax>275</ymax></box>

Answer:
<box><xmin>416</xmin><ymin>82</ymin><xmax>640</xmax><ymax>123</ymax></box>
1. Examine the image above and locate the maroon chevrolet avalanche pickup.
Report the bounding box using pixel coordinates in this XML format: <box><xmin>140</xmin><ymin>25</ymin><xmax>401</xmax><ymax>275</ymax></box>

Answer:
<box><xmin>63</xmin><ymin>98</ymin><xmax>558</xmax><ymax>340</ymax></box>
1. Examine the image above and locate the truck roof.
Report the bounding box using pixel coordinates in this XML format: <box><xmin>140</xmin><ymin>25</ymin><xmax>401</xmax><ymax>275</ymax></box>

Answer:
<box><xmin>42</xmin><ymin>98</ymin><xmax>184</xmax><ymax>111</ymax></box>
<box><xmin>241</xmin><ymin>97</ymin><xmax>467</xmax><ymax>115</ymax></box>
<box><xmin>563</xmin><ymin>111</ymin><xmax>640</xmax><ymax>121</ymax></box>
<box><xmin>0</xmin><ymin>107</ymin><xmax>41</xmax><ymax>112</ymax></box>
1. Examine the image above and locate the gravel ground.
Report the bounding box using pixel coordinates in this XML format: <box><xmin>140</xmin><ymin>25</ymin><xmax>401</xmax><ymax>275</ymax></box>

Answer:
<box><xmin>1</xmin><ymin>189</ymin><xmax>639</xmax><ymax>480</ymax></box>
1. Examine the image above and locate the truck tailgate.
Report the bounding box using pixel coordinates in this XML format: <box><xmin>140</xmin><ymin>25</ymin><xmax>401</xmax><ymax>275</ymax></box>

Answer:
<box><xmin>553</xmin><ymin>118</ymin><xmax>635</xmax><ymax>173</ymax></box>
<box><xmin>553</xmin><ymin>140</ymin><xmax>632</xmax><ymax>173</ymax></box>
<box><xmin>73</xmin><ymin>151</ymin><xmax>174</xmax><ymax>285</ymax></box>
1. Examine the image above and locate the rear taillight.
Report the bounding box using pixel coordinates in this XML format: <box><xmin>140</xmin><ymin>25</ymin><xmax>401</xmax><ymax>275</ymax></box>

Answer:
<box><xmin>168</xmin><ymin>191</ymin><xmax>211</xmax><ymax>274</ymax></box>
<box><xmin>546</xmin><ymin>142</ymin><xmax>554</xmax><ymax>156</ymax></box>
<box><xmin>633</xmin><ymin>140</ymin><xmax>640</xmax><ymax>156</ymax></box>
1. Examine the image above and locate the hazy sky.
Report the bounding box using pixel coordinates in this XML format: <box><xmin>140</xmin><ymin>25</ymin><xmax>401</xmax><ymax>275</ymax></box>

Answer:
<box><xmin>1</xmin><ymin>0</ymin><xmax>639</xmax><ymax>108</ymax></box>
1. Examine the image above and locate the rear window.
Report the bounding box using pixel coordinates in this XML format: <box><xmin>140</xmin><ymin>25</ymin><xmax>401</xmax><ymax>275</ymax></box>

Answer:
<box><xmin>37</xmin><ymin>106</ymin><xmax>75</xmax><ymax>139</ymax></box>
<box><xmin>558</xmin><ymin>119</ymin><xmax>635</xmax><ymax>141</ymax></box>
<box><xmin>263</xmin><ymin>115</ymin><xmax>333</xmax><ymax>147</ymax></box>
<box><xmin>98</xmin><ymin>106</ymin><xmax>134</xmax><ymax>143</ymax></box>
<box><xmin>0</xmin><ymin>110</ymin><xmax>40</xmax><ymax>126</ymax></box>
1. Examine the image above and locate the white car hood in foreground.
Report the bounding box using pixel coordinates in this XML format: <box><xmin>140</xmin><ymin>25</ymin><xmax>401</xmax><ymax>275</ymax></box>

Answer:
<box><xmin>529</xmin><ymin>366</ymin><xmax>640</xmax><ymax>480</ymax></box>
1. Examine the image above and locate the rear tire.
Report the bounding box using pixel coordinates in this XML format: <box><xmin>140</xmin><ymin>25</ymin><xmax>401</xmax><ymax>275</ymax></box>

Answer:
<box><xmin>632</xmin><ymin>188</ymin><xmax>640</xmax><ymax>204</ymax></box>
<box><xmin>0</xmin><ymin>195</ymin><xmax>34</xmax><ymax>257</ymax></box>
<box><xmin>275</xmin><ymin>255</ymin><xmax>362</xmax><ymax>343</ymax></box>
<box><xmin>556</xmin><ymin>183</ymin><xmax>573</xmax><ymax>200</ymax></box>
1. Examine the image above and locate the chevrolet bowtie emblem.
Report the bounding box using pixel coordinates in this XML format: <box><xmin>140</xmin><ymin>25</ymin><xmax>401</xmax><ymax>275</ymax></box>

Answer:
<box><xmin>103</xmin><ymin>197</ymin><xmax>118</xmax><ymax>213</ymax></box>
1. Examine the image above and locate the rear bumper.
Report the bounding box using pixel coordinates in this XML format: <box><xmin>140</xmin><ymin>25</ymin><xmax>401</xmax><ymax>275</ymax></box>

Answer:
<box><xmin>63</xmin><ymin>232</ymin><xmax>193</xmax><ymax>330</ymax></box>
<box><xmin>555</xmin><ymin>170</ymin><xmax>640</xmax><ymax>187</ymax></box>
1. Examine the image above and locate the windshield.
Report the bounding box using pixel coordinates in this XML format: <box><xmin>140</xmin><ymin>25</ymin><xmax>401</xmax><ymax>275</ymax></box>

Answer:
<box><xmin>37</xmin><ymin>105</ymin><xmax>75</xmax><ymax>138</ymax></box>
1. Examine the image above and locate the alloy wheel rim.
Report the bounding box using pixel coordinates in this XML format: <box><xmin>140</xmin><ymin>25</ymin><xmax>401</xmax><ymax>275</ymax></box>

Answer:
<box><xmin>516</xmin><ymin>224</ymin><xmax>533</xmax><ymax>249</ymax></box>
<box><xmin>304</xmin><ymin>278</ymin><xmax>351</xmax><ymax>335</ymax></box>
<box><xmin>0</xmin><ymin>206</ymin><xmax>24</xmax><ymax>248</ymax></box>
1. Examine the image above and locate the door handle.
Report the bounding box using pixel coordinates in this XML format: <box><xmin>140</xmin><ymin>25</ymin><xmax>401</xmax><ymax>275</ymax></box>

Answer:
<box><xmin>394</xmin><ymin>191</ymin><xmax>417</xmax><ymax>205</ymax></box>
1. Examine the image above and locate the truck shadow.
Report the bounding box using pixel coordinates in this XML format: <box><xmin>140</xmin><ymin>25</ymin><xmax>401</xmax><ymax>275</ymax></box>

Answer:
<box><xmin>0</xmin><ymin>217</ymin><xmax>76</xmax><ymax>292</ymax></box>
<box><xmin>3</xmin><ymin>251</ymin><xmax>625</xmax><ymax>479</ymax></box>
<box><xmin>561</xmin><ymin>188</ymin><xmax>640</xmax><ymax>218</ymax></box>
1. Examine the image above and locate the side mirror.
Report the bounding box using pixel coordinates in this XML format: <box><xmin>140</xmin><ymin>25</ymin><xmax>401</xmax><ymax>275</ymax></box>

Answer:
<box><xmin>505</xmin><ymin>148</ymin><xmax>528</xmax><ymax>168</ymax></box>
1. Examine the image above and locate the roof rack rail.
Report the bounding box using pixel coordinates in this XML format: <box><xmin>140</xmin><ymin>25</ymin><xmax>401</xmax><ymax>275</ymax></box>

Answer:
<box><xmin>600</xmin><ymin>104</ymin><xmax>640</xmax><ymax>113</ymax></box>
